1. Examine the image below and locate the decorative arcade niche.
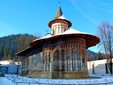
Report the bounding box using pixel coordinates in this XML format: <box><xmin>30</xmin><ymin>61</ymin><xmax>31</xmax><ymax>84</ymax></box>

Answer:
<box><xmin>43</xmin><ymin>49</ymin><xmax>51</xmax><ymax>71</ymax></box>
<box><xmin>27</xmin><ymin>53</ymin><xmax>43</xmax><ymax>76</ymax></box>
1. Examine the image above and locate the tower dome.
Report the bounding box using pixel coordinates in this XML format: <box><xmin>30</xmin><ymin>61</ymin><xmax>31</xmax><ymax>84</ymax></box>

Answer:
<box><xmin>48</xmin><ymin>5</ymin><xmax>72</xmax><ymax>35</ymax></box>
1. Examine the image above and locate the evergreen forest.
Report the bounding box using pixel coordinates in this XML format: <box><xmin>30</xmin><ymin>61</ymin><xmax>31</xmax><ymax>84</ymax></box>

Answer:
<box><xmin>0</xmin><ymin>34</ymin><xmax>37</xmax><ymax>60</ymax></box>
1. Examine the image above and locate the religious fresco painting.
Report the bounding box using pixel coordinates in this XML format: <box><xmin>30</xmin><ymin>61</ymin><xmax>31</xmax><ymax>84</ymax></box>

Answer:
<box><xmin>16</xmin><ymin>5</ymin><xmax>100</xmax><ymax>78</ymax></box>
<box><xmin>28</xmin><ymin>53</ymin><xmax>43</xmax><ymax>71</ymax></box>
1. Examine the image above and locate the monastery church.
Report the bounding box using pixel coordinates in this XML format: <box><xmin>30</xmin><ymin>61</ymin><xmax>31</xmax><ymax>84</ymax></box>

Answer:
<box><xmin>16</xmin><ymin>5</ymin><xmax>100</xmax><ymax>78</ymax></box>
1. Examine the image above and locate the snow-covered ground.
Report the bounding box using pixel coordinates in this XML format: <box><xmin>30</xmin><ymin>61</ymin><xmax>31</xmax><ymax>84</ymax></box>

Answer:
<box><xmin>0</xmin><ymin>74</ymin><xmax>113</xmax><ymax>85</ymax></box>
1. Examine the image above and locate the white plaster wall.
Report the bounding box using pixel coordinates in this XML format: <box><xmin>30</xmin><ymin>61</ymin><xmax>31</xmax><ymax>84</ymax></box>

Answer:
<box><xmin>87</xmin><ymin>59</ymin><xmax>113</xmax><ymax>74</ymax></box>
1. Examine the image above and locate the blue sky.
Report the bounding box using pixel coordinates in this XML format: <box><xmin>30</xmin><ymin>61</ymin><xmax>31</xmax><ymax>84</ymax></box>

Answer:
<box><xmin>0</xmin><ymin>0</ymin><xmax>113</xmax><ymax>52</ymax></box>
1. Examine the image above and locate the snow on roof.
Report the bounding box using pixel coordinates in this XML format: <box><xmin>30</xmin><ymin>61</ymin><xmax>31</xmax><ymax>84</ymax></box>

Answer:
<box><xmin>61</xmin><ymin>28</ymin><xmax>87</xmax><ymax>34</ymax></box>
<box><xmin>32</xmin><ymin>28</ymin><xmax>97</xmax><ymax>43</ymax></box>
<box><xmin>58</xmin><ymin>15</ymin><xmax>66</xmax><ymax>19</ymax></box>
<box><xmin>40</xmin><ymin>33</ymin><xmax>52</xmax><ymax>39</ymax></box>
<box><xmin>32</xmin><ymin>33</ymin><xmax>52</xmax><ymax>42</ymax></box>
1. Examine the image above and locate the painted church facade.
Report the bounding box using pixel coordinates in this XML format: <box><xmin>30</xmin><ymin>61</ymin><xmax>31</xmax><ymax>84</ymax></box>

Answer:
<box><xmin>16</xmin><ymin>5</ymin><xmax>100</xmax><ymax>78</ymax></box>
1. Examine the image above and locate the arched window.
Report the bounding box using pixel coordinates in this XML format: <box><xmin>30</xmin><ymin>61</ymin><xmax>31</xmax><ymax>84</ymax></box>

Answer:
<box><xmin>66</xmin><ymin>49</ymin><xmax>70</xmax><ymax>59</ymax></box>
<box><xmin>75</xmin><ymin>49</ymin><xmax>78</xmax><ymax>58</ymax></box>
<box><xmin>72</xmin><ymin>49</ymin><xmax>75</xmax><ymax>59</ymax></box>
<box><xmin>66</xmin><ymin>49</ymin><xmax>71</xmax><ymax>71</ymax></box>
<box><xmin>45</xmin><ymin>52</ymin><xmax>47</xmax><ymax>71</ymax></box>
<box><xmin>82</xmin><ymin>50</ymin><xmax>85</xmax><ymax>63</ymax></box>
<box><xmin>61</xmin><ymin>27</ymin><xmax>64</xmax><ymax>33</ymax></box>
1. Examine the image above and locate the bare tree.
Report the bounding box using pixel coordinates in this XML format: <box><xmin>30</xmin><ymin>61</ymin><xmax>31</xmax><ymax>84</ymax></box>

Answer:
<box><xmin>17</xmin><ymin>34</ymin><xmax>37</xmax><ymax>52</ymax></box>
<box><xmin>98</xmin><ymin>21</ymin><xmax>113</xmax><ymax>74</ymax></box>
<box><xmin>98</xmin><ymin>51</ymin><xmax>103</xmax><ymax>60</ymax></box>
<box><xmin>87</xmin><ymin>52</ymin><xmax>94</xmax><ymax>61</ymax></box>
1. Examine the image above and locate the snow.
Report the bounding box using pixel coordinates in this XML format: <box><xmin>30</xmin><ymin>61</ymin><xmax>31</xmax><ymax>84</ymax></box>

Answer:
<box><xmin>32</xmin><ymin>27</ymin><xmax>88</xmax><ymax>42</ymax></box>
<box><xmin>58</xmin><ymin>15</ymin><xmax>66</xmax><ymax>19</ymax></box>
<box><xmin>39</xmin><ymin>33</ymin><xmax>52</xmax><ymax>39</ymax></box>
<box><xmin>61</xmin><ymin>28</ymin><xmax>86</xmax><ymax>35</ymax></box>
<box><xmin>59</xmin><ymin>28</ymin><xmax>97</xmax><ymax>37</ymax></box>
<box><xmin>0</xmin><ymin>60</ymin><xmax>12</xmax><ymax>65</ymax></box>
<box><xmin>0</xmin><ymin>77</ymin><xmax>15</xmax><ymax>85</ymax></box>
<box><xmin>32</xmin><ymin>28</ymin><xmax>97</xmax><ymax>44</ymax></box>
<box><xmin>0</xmin><ymin>74</ymin><xmax>113</xmax><ymax>85</ymax></box>
<box><xmin>32</xmin><ymin>33</ymin><xmax>52</xmax><ymax>42</ymax></box>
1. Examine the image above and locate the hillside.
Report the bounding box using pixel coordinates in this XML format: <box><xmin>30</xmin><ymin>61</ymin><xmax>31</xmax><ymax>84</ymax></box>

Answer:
<box><xmin>87</xmin><ymin>50</ymin><xmax>98</xmax><ymax>60</ymax></box>
<box><xmin>0</xmin><ymin>34</ymin><xmax>37</xmax><ymax>60</ymax></box>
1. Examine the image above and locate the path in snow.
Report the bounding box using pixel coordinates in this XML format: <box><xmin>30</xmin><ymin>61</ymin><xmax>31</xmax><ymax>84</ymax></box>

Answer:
<box><xmin>0</xmin><ymin>74</ymin><xmax>113</xmax><ymax>85</ymax></box>
<box><xmin>0</xmin><ymin>77</ymin><xmax>15</xmax><ymax>85</ymax></box>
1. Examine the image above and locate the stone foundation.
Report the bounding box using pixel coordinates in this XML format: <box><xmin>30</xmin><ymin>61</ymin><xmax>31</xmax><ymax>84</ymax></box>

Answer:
<box><xmin>27</xmin><ymin>70</ymin><xmax>88</xmax><ymax>79</ymax></box>
<box><xmin>27</xmin><ymin>70</ymin><xmax>51</xmax><ymax>78</ymax></box>
<box><xmin>63</xmin><ymin>71</ymin><xmax>88</xmax><ymax>78</ymax></box>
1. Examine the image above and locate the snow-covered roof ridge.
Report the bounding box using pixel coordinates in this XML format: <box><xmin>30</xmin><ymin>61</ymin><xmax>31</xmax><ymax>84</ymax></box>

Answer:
<box><xmin>32</xmin><ymin>28</ymin><xmax>98</xmax><ymax>43</ymax></box>
<box><xmin>40</xmin><ymin>33</ymin><xmax>52</xmax><ymax>39</ymax></box>
<box><xmin>32</xmin><ymin>33</ymin><xmax>52</xmax><ymax>42</ymax></box>
<box><xmin>59</xmin><ymin>28</ymin><xmax>98</xmax><ymax>37</ymax></box>
<box><xmin>61</xmin><ymin>28</ymin><xmax>87</xmax><ymax>34</ymax></box>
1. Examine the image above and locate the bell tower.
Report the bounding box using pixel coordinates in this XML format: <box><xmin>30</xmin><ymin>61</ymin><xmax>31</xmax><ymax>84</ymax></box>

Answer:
<box><xmin>48</xmin><ymin>4</ymin><xmax>72</xmax><ymax>35</ymax></box>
